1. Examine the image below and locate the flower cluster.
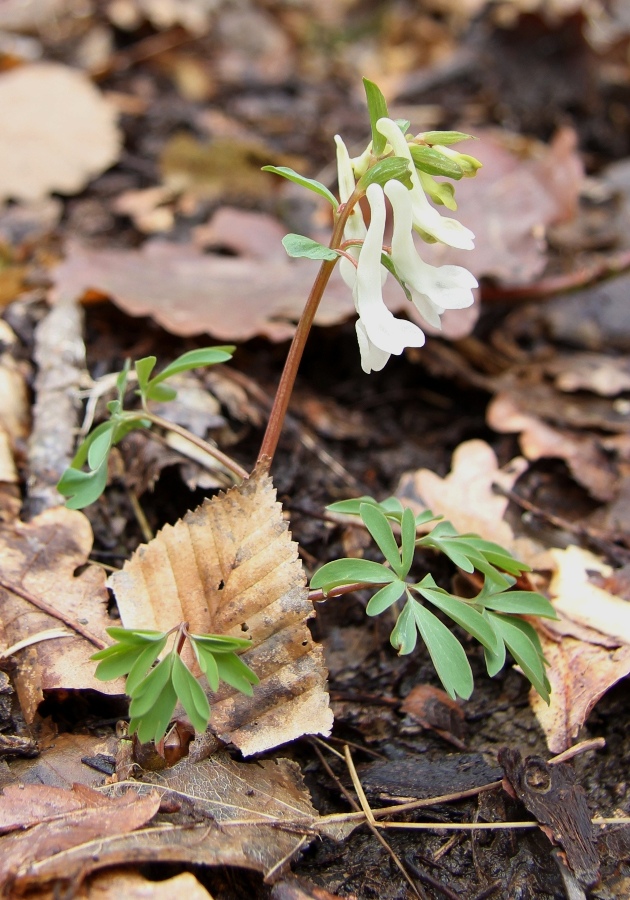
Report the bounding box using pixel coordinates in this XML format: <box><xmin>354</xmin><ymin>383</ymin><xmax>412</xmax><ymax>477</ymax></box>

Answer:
<box><xmin>337</xmin><ymin>116</ymin><xmax>479</xmax><ymax>374</ymax></box>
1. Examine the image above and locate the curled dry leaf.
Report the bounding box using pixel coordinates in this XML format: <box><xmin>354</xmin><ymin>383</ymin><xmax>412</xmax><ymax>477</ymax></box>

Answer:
<box><xmin>0</xmin><ymin>508</ymin><xmax>122</xmax><ymax>722</ymax></box>
<box><xmin>0</xmin><ymin>63</ymin><xmax>121</xmax><ymax>202</ymax></box>
<box><xmin>77</xmin><ymin>871</ymin><xmax>214</xmax><ymax>900</ymax></box>
<box><xmin>109</xmin><ymin>466</ymin><xmax>333</xmax><ymax>755</ymax></box>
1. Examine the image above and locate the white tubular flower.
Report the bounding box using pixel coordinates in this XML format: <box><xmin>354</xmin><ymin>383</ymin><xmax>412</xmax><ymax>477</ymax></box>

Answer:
<box><xmin>385</xmin><ymin>179</ymin><xmax>477</xmax><ymax>329</ymax></box>
<box><xmin>354</xmin><ymin>183</ymin><xmax>426</xmax><ymax>373</ymax></box>
<box><xmin>376</xmin><ymin>117</ymin><xmax>475</xmax><ymax>250</ymax></box>
<box><xmin>335</xmin><ymin>134</ymin><xmax>366</xmax><ymax>290</ymax></box>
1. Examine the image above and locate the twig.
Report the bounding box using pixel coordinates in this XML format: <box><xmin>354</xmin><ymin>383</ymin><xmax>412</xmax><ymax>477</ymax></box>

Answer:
<box><xmin>0</xmin><ymin>579</ymin><xmax>106</xmax><ymax>649</ymax></box>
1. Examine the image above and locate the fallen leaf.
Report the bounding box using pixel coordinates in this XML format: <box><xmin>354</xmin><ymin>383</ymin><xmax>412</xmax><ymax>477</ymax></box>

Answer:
<box><xmin>487</xmin><ymin>392</ymin><xmax>619</xmax><ymax>502</ymax></box>
<box><xmin>0</xmin><ymin>507</ymin><xmax>122</xmax><ymax>722</ymax></box>
<box><xmin>1</xmin><ymin>733</ymin><xmax>119</xmax><ymax>790</ymax></box>
<box><xmin>0</xmin><ymin>63</ymin><xmax>121</xmax><ymax>202</ymax></box>
<box><xmin>0</xmin><ymin>782</ymin><xmax>112</xmax><ymax>834</ymax></box>
<box><xmin>545</xmin><ymin>352</ymin><xmax>630</xmax><ymax>397</ymax></box>
<box><xmin>395</xmin><ymin>438</ymin><xmax>550</xmax><ymax>569</ymax></box>
<box><xmin>109</xmin><ymin>466</ymin><xmax>333</xmax><ymax>755</ymax></box>
<box><xmin>529</xmin><ymin>635</ymin><xmax>630</xmax><ymax>754</ymax></box>
<box><xmin>0</xmin><ymin>786</ymin><xmax>160</xmax><ymax>892</ymax></box>
<box><xmin>530</xmin><ymin>545</ymin><xmax>630</xmax><ymax>752</ymax></box>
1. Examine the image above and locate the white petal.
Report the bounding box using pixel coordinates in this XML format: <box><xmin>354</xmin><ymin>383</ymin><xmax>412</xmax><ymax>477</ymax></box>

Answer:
<box><xmin>355</xmin><ymin>184</ymin><xmax>426</xmax><ymax>355</ymax></box>
<box><xmin>376</xmin><ymin>118</ymin><xmax>475</xmax><ymax>251</ymax></box>
<box><xmin>356</xmin><ymin>319</ymin><xmax>390</xmax><ymax>373</ymax></box>
<box><xmin>385</xmin><ymin>179</ymin><xmax>476</xmax><ymax>324</ymax></box>
<box><xmin>335</xmin><ymin>134</ymin><xmax>366</xmax><ymax>242</ymax></box>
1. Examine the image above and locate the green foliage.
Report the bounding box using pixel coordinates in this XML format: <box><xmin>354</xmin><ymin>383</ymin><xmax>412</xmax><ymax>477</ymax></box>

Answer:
<box><xmin>261</xmin><ymin>165</ymin><xmax>338</xmax><ymax>208</ymax></box>
<box><xmin>310</xmin><ymin>498</ymin><xmax>558</xmax><ymax>702</ymax></box>
<box><xmin>357</xmin><ymin>156</ymin><xmax>412</xmax><ymax>191</ymax></box>
<box><xmin>281</xmin><ymin>234</ymin><xmax>339</xmax><ymax>261</ymax></box>
<box><xmin>57</xmin><ymin>346</ymin><xmax>234</xmax><ymax>510</ymax></box>
<box><xmin>363</xmin><ymin>77</ymin><xmax>390</xmax><ymax>156</ymax></box>
<box><xmin>409</xmin><ymin>145</ymin><xmax>465</xmax><ymax>180</ymax></box>
<box><xmin>93</xmin><ymin>625</ymin><xmax>258</xmax><ymax>745</ymax></box>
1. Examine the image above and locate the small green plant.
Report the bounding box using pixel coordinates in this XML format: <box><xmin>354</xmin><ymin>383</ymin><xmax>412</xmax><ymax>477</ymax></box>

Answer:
<box><xmin>58</xmin><ymin>78</ymin><xmax>558</xmax><ymax>748</ymax></box>
<box><xmin>92</xmin><ymin>625</ymin><xmax>258</xmax><ymax>745</ymax></box>
<box><xmin>310</xmin><ymin>498</ymin><xmax>558</xmax><ymax>702</ymax></box>
<box><xmin>57</xmin><ymin>346</ymin><xmax>237</xmax><ymax>510</ymax></box>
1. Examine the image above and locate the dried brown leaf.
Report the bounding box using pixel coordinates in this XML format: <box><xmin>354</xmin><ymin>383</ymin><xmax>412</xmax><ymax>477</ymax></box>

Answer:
<box><xmin>0</xmin><ymin>508</ymin><xmax>122</xmax><ymax>722</ymax></box>
<box><xmin>1</xmin><ymin>733</ymin><xmax>119</xmax><ymax>790</ymax></box>
<box><xmin>487</xmin><ymin>392</ymin><xmax>619</xmax><ymax>502</ymax></box>
<box><xmin>109</xmin><ymin>467</ymin><xmax>333</xmax><ymax>755</ymax></box>
<box><xmin>78</xmin><ymin>870</ymin><xmax>214</xmax><ymax>900</ymax></box>
<box><xmin>0</xmin><ymin>788</ymin><xmax>160</xmax><ymax>892</ymax></box>
<box><xmin>0</xmin><ymin>63</ymin><xmax>120</xmax><ymax>202</ymax></box>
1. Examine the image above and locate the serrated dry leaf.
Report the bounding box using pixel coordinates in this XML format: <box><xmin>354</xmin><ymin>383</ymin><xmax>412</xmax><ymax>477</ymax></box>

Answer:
<box><xmin>395</xmin><ymin>438</ymin><xmax>550</xmax><ymax>570</ymax></box>
<box><xmin>0</xmin><ymin>63</ymin><xmax>120</xmax><ymax>202</ymax></box>
<box><xmin>109</xmin><ymin>466</ymin><xmax>333</xmax><ymax>755</ymax></box>
<box><xmin>0</xmin><ymin>508</ymin><xmax>122</xmax><ymax>722</ymax></box>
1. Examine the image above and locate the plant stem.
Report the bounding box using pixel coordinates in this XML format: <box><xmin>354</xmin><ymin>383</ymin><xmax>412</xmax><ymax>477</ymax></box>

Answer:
<box><xmin>141</xmin><ymin>411</ymin><xmax>249</xmax><ymax>481</ymax></box>
<box><xmin>257</xmin><ymin>193</ymin><xmax>361</xmax><ymax>467</ymax></box>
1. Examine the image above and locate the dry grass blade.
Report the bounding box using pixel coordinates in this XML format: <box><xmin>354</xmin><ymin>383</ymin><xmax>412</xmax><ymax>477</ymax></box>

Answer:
<box><xmin>109</xmin><ymin>465</ymin><xmax>333</xmax><ymax>754</ymax></box>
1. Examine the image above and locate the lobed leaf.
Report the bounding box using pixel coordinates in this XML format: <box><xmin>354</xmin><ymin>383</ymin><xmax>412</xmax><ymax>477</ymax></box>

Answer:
<box><xmin>482</xmin><ymin>590</ymin><xmax>559</xmax><ymax>619</ymax></box>
<box><xmin>359</xmin><ymin>502</ymin><xmax>403</xmax><ymax>574</ymax></box>
<box><xmin>172</xmin><ymin>653</ymin><xmax>211</xmax><ymax>734</ymax></box>
<box><xmin>128</xmin><ymin>654</ymin><xmax>174</xmax><ymax>718</ymax></box>
<box><xmin>194</xmin><ymin>642</ymin><xmax>220</xmax><ymax>692</ymax></box>
<box><xmin>412</xmin><ymin>602</ymin><xmax>474</xmax><ymax>700</ymax></box>
<box><xmin>215</xmin><ymin>652</ymin><xmax>259</xmax><ymax>696</ymax></box>
<box><xmin>125</xmin><ymin>637</ymin><xmax>168</xmax><ymax>695</ymax></box>
<box><xmin>487</xmin><ymin>613</ymin><xmax>550</xmax><ymax>702</ymax></box>
<box><xmin>366</xmin><ymin>581</ymin><xmax>406</xmax><ymax>616</ymax></box>
<box><xmin>400</xmin><ymin>507</ymin><xmax>416</xmax><ymax>577</ymax></box>
<box><xmin>390</xmin><ymin>598</ymin><xmax>417</xmax><ymax>655</ymax></box>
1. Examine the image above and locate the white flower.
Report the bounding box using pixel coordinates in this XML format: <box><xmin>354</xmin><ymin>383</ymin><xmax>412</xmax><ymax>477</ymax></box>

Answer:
<box><xmin>335</xmin><ymin>134</ymin><xmax>367</xmax><ymax>291</ymax></box>
<box><xmin>354</xmin><ymin>183</ymin><xmax>426</xmax><ymax>373</ymax></box>
<box><xmin>385</xmin><ymin>179</ymin><xmax>477</xmax><ymax>329</ymax></box>
<box><xmin>376</xmin><ymin>117</ymin><xmax>475</xmax><ymax>250</ymax></box>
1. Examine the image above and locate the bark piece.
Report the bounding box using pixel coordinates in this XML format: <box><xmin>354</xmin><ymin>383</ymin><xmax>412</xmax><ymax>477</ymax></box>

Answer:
<box><xmin>499</xmin><ymin>747</ymin><xmax>599</xmax><ymax>887</ymax></box>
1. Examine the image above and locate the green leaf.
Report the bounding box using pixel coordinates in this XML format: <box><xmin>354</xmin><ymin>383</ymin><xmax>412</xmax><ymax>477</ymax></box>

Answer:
<box><xmin>129</xmin><ymin>654</ymin><xmax>174</xmax><ymax>718</ymax></box>
<box><xmin>421</xmin><ymin>131</ymin><xmax>474</xmax><ymax>146</ymax></box>
<box><xmin>194</xmin><ymin>643</ymin><xmax>220</xmax><ymax>692</ymax></box>
<box><xmin>359</xmin><ymin>502</ymin><xmax>402</xmax><ymax>574</ymax></box>
<box><xmin>145</xmin><ymin>384</ymin><xmax>178</xmax><ymax>403</ymax></box>
<box><xmin>412</xmin><ymin>602</ymin><xmax>474</xmax><ymax>700</ymax></box>
<box><xmin>366</xmin><ymin>581</ymin><xmax>406</xmax><ymax>616</ymax></box>
<box><xmin>487</xmin><ymin>613</ymin><xmax>550</xmax><ymax>701</ymax></box>
<box><xmin>310</xmin><ymin>558</ymin><xmax>397</xmax><ymax>592</ymax></box>
<box><xmin>483</xmin><ymin>611</ymin><xmax>507</xmax><ymax>678</ymax></box>
<box><xmin>390</xmin><ymin>599</ymin><xmax>417</xmax><ymax>655</ymax></box>
<box><xmin>482</xmin><ymin>590</ymin><xmax>558</xmax><ymax>618</ymax></box>
<box><xmin>151</xmin><ymin>347</ymin><xmax>234</xmax><ymax>382</ymax></box>
<box><xmin>400</xmin><ymin>507</ymin><xmax>416</xmax><ymax>577</ymax></box>
<box><xmin>130</xmin><ymin>679</ymin><xmax>178</xmax><ymax>745</ymax></box>
<box><xmin>281</xmin><ymin>234</ymin><xmax>339</xmax><ymax>261</ymax></box>
<box><xmin>414</xmin><ymin>577</ymin><xmax>499</xmax><ymax>653</ymax></box>
<box><xmin>363</xmin><ymin>78</ymin><xmax>389</xmax><ymax>156</ymax></box>
<box><xmin>116</xmin><ymin>360</ymin><xmax>131</xmax><ymax>398</ymax></box>
<box><xmin>172</xmin><ymin>653</ymin><xmax>211</xmax><ymax>733</ymax></box>
<box><xmin>462</xmin><ymin>536</ymin><xmax>530</xmax><ymax>576</ymax></box>
<box><xmin>135</xmin><ymin>356</ymin><xmax>157</xmax><ymax>395</ymax></box>
<box><xmin>189</xmin><ymin>633</ymin><xmax>253</xmax><ymax>652</ymax></box>
<box><xmin>215</xmin><ymin>652</ymin><xmax>259</xmax><ymax>696</ymax></box>
<box><xmin>409</xmin><ymin>145</ymin><xmax>464</xmax><ymax>180</ymax></box>
<box><xmin>86</xmin><ymin>423</ymin><xmax>114</xmax><ymax>471</ymax></box>
<box><xmin>327</xmin><ymin>496</ymin><xmax>403</xmax><ymax>519</ymax></box>
<box><xmin>357</xmin><ymin>157</ymin><xmax>412</xmax><ymax>191</ymax></box>
<box><xmin>57</xmin><ymin>463</ymin><xmax>108</xmax><ymax>511</ymax></box>
<box><xmin>125</xmin><ymin>637</ymin><xmax>168</xmax><ymax>695</ymax></box>
<box><xmin>67</xmin><ymin>420</ymin><xmax>116</xmax><ymax>470</ymax></box>
<box><xmin>379</xmin><ymin>252</ymin><xmax>414</xmax><ymax>304</ymax></box>
<box><xmin>415</xmin><ymin>509</ymin><xmax>442</xmax><ymax>527</ymax></box>
<box><xmin>262</xmin><ymin>165</ymin><xmax>338</xmax><ymax>208</ymax></box>
<box><xmin>93</xmin><ymin>645</ymin><xmax>144</xmax><ymax>681</ymax></box>
<box><xmin>105</xmin><ymin>627</ymin><xmax>167</xmax><ymax>644</ymax></box>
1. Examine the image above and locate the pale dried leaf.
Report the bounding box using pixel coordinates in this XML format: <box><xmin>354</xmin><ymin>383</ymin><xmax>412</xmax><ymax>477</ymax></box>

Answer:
<box><xmin>546</xmin><ymin>352</ymin><xmax>630</xmax><ymax>397</ymax></box>
<box><xmin>530</xmin><ymin>635</ymin><xmax>630</xmax><ymax>753</ymax></box>
<box><xmin>0</xmin><ymin>63</ymin><xmax>121</xmax><ymax>202</ymax></box>
<box><xmin>109</xmin><ymin>467</ymin><xmax>333</xmax><ymax>755</ymax></box>
<box><xmin>78</xmin><ymin>870</ymin><xmax>214</xmax><ymax>900</ymax></box>
<box><xmin>0</xmin><ymin>783</ymin><xmax>110</xmax><ymax>834</ymax></box>
<box><xmin>396</xmin><ymin>438</ymin><xmax>550</xmax><ymax>569</ymax></box>
<box><xmin>2</xmin><ymin>733</ymin><xmax>119</xmax><ymax>789</ymax></box>
<box><xmin>0</xmin><ymin>508</ymin><xmax>122</xmax><ymax>722</ymax></box>
<box><xmin>549</xmin><ymin>546</ymin><xmax>630</xmax><ymax>644</ymax></box>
